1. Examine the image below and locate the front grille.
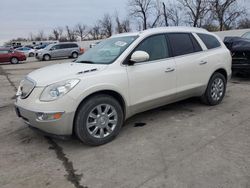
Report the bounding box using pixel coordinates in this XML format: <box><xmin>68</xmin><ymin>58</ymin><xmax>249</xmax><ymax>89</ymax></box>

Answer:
<box><xmin>18</xmin><ymin>78</ymin><xmax>36</xmax><ymax>99</ymax></box>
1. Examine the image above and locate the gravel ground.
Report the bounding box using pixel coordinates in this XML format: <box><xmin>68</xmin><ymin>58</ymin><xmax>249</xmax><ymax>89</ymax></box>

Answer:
<box><xmin>0</xmin><ymin>57</ymin><xmax>250</xmax><ymax>188</ymax></box>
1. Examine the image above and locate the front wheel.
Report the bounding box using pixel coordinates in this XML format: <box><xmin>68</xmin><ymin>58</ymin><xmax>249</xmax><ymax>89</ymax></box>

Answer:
<box><xmin>74</xmin><ymin>94</ymin><xmax>124</xmax><ymax>146</ymax></box>
<box><xmin>43</xmin><ymin>54</ymin><xmax>51</xmax><ymax>61</ymax></box>
<box><xmin>201</xmin><ymin>72</ymin><xmax>226</xmax><ymax>106</ymax></box>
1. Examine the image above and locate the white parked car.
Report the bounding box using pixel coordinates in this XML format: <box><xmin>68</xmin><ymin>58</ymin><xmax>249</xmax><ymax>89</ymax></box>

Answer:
<box><xmin>15</xmin><ymin>47</ymin><xmax>35</xmax><ymax>57</ymax></box>
<box><xmin>15</xmin><ymin>27</ymin><xmax>232</xmax><ymax>145</ymax></box>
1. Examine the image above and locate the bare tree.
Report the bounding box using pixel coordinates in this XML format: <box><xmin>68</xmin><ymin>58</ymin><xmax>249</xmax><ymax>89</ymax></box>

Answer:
<box><xmin>52</xmin><ymin>29</ymin><xmax>60</xmax><ymax>40</ymax></box>
<box><xmin>29</xmin><ymin>32</ymin><xmax>34</xmax><ymax>41</ymax></box>
<box><xmin>36</xmin><ymin>30</ymin><xmax>46</xmax><ymax>41</ymax></box>
<box><xmin>89</xmin><ymin>24</ymin><xmax>102</xmax><ymax>40</ymax></box>
<box><xmin>177</xmin><ymin>0</ymin><xmax>209</xmax><ymax>27</ymax></box>
<box><xmin>210</xmin><ymin>0</ymin><xmax>245</xmax><ymax>31</ymax></box>
<box><xmin>162</xmin><ymin>1</ymin><xmax>182</xmax><ymax>26</ymax></box>
<box><xmin>65</xmin><ymin>26</ymin><xmax>77</xmax><ymax>41</ymax></box>
<box><xmin>237</xmin><ymin>18</ymin><xmax>250</xmax><ymax>29</ymax></box>
<box><xmin>57</xmin><ymin>27</ymin><xmax>64</xmax><ymax>39</ymax></box>
<box><xmin>75</xmin><ymin>24</ymin><xmax>88</xmax><ymax>41</ymax></box>
<box><xmin>162</xmin><ymin>2</ymin><xmax>169</xmax><ymax>26</ymax></box>
<box><xmin>128</xmin><ymin>0</ymin><xmax>161</xmax><ymax>30</ymax></box>
<box><xmin>99</xmin><ymin>14</ymin><xmax>113</xmax><ymax>37</ymax></box>
<box><xmin>115</xmin><ymin>14</ymin><xmax>131</xmax><ymax>33</ymax></box>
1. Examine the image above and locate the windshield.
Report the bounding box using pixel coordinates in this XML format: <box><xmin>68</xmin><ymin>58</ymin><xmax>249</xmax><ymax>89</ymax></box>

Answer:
<box><xmin>44</xmin><ymin>44</ymin><xmax>54</xmax><ymax>50</ymax></box>
<box><xmin>76</xmin><ymin>35</ymin><xmax>138</xmax><ymax>64</ymax></box>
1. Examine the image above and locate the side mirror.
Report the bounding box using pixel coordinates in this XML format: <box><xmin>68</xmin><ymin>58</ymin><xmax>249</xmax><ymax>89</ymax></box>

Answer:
<box><xmin>129</xmin><ymin>51</ymin><xmax>149</xmax><ymax>65</ymax></box>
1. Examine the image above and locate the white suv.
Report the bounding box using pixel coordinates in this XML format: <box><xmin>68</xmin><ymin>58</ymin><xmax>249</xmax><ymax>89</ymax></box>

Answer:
<box><xmin>15</xmin><ymin>27</ymin><xmax>232</xmax><ymax>145</ymax></box>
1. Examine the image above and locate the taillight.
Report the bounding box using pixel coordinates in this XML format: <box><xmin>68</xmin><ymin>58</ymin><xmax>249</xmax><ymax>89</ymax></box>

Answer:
<box><xmin>80</xmin><ymin>48</ymin><xmax>85</xmax><ymax>53</ymax></box>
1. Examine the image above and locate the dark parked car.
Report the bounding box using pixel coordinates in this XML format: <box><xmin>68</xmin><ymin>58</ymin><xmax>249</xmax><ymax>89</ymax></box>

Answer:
<box><xmin>224</xmin><ymin>33</ymin><xmax>250</xmax><ymax>73</ymax></box>
<box><xmin>34</xmin><ymin>44</ymin><xmax>48</xmax><ymax>50</ymax></box>
<box><xmin>0</xmin><ymin>48</ymin><xmax>26</xmax><ymax>64</ymax></box>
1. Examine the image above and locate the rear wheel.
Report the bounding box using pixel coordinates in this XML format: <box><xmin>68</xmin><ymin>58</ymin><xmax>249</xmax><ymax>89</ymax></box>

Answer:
<box><xmin>43</xmin><ymin>54</ymin><xmax>51</xmax><ymax>61</ymax></box>
<box><xmin>72</xmin><ymin>52</ymin><xmax>78</xmax><ymax>59</ymax></box>
<box><xmin>201</xmin><ymin>72</ymin><xmax>226</xmax><ymax>106</ymax></box>
<box><xmin>74</xmin><ymin>94</ymin><xmax>124</xmax><ymax>146</ymax></box>
<box><xmin>29</xmin><ymin>52</ymin><xmax>34</xmax><ymax>57</ymax></box>
<box><xmin>10</xmin><ymin>57</ymin><xmax>19</xmax><ymax>64</ymax></box>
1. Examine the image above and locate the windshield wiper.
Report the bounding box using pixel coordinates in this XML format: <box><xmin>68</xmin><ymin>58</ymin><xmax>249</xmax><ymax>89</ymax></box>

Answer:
<box><xmin>76</xmin><ymin>60</ymin><xmax>95</xmax><ymax>64</ymax></box>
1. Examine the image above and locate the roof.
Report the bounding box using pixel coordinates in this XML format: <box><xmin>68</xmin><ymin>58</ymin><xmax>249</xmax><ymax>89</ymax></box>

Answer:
<box><xmin>111</xmin><ymin>26</ymin><xmax>209</xmax><ymax>38</ymax></box>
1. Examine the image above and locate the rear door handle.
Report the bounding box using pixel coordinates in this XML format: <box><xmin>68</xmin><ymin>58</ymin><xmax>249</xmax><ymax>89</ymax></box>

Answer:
<box><xmin>165</xmin><ymin>68</ymin><xmax>175</xmax><ymax>73</ymax></box>
<box><xmin>199</xmin><ymin>61</ymin><xmax>208</xmax><ymax>65</ymax></box>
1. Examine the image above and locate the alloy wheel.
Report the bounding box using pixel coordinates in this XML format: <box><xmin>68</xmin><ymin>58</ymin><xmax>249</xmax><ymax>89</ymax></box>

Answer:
<box><xmin>210</xmin><ymin>78</ymin><xmax>224</xmax><ymax>101</ymax></box>
<box><xmin>86</xmin><ymin>104</ymin><xmax>118</xmax><ymax>139</ymax></box>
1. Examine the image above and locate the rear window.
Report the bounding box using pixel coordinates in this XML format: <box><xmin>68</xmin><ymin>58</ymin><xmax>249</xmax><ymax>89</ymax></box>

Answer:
<box><xmin>168</xmin><ymin>33</ymin><xmax>202</xmax><ymax>56</ymax></box>
<box><xmin>197</xmin><ymin>33</ymin><xmax>221</xmax><ymax>49</ymax></box>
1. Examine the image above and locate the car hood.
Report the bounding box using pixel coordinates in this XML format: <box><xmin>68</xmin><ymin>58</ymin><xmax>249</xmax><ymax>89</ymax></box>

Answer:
<box><xmin>27</xmin><ymin>62</ymin><xmax>108</xmax><ymax>87</ymax></box>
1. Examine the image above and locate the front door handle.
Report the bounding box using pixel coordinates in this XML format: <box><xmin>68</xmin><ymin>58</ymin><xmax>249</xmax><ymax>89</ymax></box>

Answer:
<box><xmin>165</xmin><ymin>67</ymin><xmax>175</xmax><ymax>73</ymax></box>
<box><xmin>199</xmin><ymin>61</ymin><xmax>208</xmax><ymax>65</ymax></box>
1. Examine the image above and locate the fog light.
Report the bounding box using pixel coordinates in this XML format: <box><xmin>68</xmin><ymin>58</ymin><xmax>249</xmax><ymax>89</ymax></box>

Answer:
<box><xmin>36</xmin><ymin>112</ymin><xmax>64</xmax><ymax>121</ymax></box>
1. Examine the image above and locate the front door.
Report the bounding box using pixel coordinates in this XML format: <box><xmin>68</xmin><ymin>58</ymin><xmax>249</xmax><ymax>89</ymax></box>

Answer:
<box><xmin>126</xmin><ymin>34</ymin><xmax>176</xmax><ymax>114</ymax></box>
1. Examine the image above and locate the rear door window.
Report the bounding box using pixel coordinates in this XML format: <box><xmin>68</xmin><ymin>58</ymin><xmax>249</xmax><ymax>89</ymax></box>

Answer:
<box><xmin>168</xmin><ymin>33</ymin><xmax>202</xmax><ymax>56</ymax></box>
<box><xmin>134</xmin><ymin>34</ymin><xmax>170</xmax><ymax>62</ymax></box>
<box><xmin>197</xmin><ymin>33</ymin><xmax>221</xmax><ymax>49</ymax></box>
<box><xmin>69</xmin><ymin>43</ymin><xmax>78</xmax><ymax>48</ymax></box>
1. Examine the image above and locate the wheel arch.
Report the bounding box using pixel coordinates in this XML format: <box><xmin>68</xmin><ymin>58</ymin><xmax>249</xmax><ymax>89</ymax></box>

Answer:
<box><xmin>73</xmin><ymin>89</ymin><xmax>127</xmax><ymax>133</ymax></box>
<box><xmin>213</xmin><ymin>68</ymin><xmax>228</xmax><ymax>81</ymax></box>
<box><xmin>43</xmin><ymin>54</ymin><xmax>51</xmax><ymax>58</ymax></box>
<box><xmin>10</xmin><ymin>56</ymin><xmax>19</xmax><ymax>63</ymax></box>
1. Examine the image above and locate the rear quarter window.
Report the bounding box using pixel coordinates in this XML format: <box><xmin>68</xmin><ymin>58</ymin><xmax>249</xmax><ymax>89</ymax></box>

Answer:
<box><xmin>197</xmin><ymin>33</ymin><xmax>221</xmax><ymax>49</ymax></box>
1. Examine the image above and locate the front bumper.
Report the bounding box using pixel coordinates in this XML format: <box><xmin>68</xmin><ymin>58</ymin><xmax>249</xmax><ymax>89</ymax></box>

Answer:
<box><xmin>232</xmin><ymin>63</ymin><xmax>250</xmax><ymax>71</ymax></box>
<box><xmin>15</xmin><ymin>87</ymin><xmax>77</xmax><ymax>136</ymax></box>
<box><xmin>35</xmin><ymin>54</ymin><xmax>43</xmax><ymax>60</ymax></box>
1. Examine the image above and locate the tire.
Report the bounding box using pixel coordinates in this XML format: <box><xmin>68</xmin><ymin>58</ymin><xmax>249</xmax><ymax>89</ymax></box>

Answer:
<box><xmin>72</xmin><ymin>52</ymin><xmax>78</xmax><ymax>59</ymax></box>
<box><xmin>29</xmin><ymin>52</ymin><xmax>34</xmax><ymax>57</ymax></box>
<box><xmin>10</xmin><ymin>57</ymin><xmax>19</xmax><ymax>64</ymax></box>
<box><xmin>201</xmin><ymin>72</ymin><xmax>226</xmax><ymax>106</ymax></box>
<box><xmin>43</xmin><ymin>54</ymin><xmax>51</xmax><ymax>61</ymax></box>
<box><xmin>74</xmin><ymin>94</ymin><xmax>124</xmax><ymax>146</ymax></box>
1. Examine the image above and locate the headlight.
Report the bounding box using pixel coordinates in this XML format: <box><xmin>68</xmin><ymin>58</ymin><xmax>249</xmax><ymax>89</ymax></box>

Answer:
<box><xmin>40</xmin><ymin>79</ymin><xmax>80</xmax><ymax>101</ymax></box>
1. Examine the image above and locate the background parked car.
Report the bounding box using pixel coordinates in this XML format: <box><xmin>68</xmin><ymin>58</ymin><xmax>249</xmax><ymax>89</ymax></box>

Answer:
<box><xmin>242</xmin><ymin>31</ymin><xmax>250</xmax><ymax>40</ymax></box>
<box><xmin>35</xmin><ymin>42</ymin><xmax>84</xmax><ymax>61</ymax></box>
<box><xmin>224</xmin><ymin>32</ymin><xmax>250</xmax><ymax>74</ymax></box>
<box><xmin>15</xmin><ymin>47</ymin><xmax>35</xmax><ymax>57</ymax></box>
<box><xmin>0</xmin><ymin>48</ymin><xmax>26</xmax><ymax>64</ymax></box>
<box><xmin>34</xmin><ymin>44</ymin><xmax>48</xmax><ymax>50</ymax></box>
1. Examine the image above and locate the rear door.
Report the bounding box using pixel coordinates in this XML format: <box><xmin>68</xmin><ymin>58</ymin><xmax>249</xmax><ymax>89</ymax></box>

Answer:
<box><xmin>126</xmin><ymin>34</ymin><xmax>176</xmax><ymax>113</ymax></box>
<box><xmin>167</xmin><ymin>33</ymin><xmax>207</xmax><ymax>96</ymax></box>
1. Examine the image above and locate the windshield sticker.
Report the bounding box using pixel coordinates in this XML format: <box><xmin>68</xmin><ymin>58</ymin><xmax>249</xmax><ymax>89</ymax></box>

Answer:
<box><xmin>115</xmin><ymin>41</ymin><xmax>127</xmax><ymax>47</ymax></box>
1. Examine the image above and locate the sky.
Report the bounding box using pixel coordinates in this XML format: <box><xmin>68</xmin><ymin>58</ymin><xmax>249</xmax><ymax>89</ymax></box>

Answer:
<box><xmin>0</xmin><ymin>0</ymin><xmax>128</xmax><ymax>45</ymax></box>
<box><xmin>0</xmin><ymin>0</ymin><xmax>249</xmax><ymax>45</ymax></box>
